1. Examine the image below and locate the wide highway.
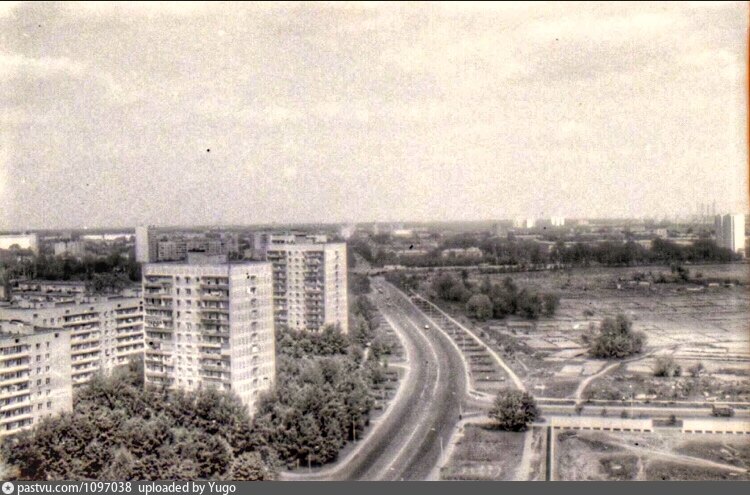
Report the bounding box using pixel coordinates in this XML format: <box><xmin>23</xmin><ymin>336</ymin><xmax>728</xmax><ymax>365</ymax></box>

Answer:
<box><xmin>285</xmin><ymin>277</ymin><xmax>468</xmax><ymax>480</ymax></box>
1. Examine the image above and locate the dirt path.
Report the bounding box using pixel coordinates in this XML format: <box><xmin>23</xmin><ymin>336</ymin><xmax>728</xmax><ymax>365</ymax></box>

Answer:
<box><xmin>611</xmin><ymin>440</ymin><xmax>748</xmax><ymax>474</ymax></box>
<box><xmin>514</xmin><ymin>429</ymin><xmax>535</xmax><ymax>480</ymax></box>
<box><xmin>574</xmin><ymin>348</ymin><xmax>668</xmax><ymax>402</ymax></box>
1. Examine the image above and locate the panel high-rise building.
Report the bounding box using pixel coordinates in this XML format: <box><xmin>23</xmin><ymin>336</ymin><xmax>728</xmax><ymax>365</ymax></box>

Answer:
<box><xmin>142</xmin><ymin>259</ymin><xmax>275</xmax><ymax>415</ymax></box>
<box><xmin>714</xmin><ymin>214</ymin><xmax>746</xmax><ymax>256</ymax></box>
<box><xmin>262</xmin><ymin>236</ymin><xmax>348</xmax><ymax>334</ymax></box>
<box><xmin>0</xmin><ymin>322</ymin><xmax>72</xmax><ymax>437</ymax></box>
<box><xmin>0</xmin><ymin>297</ymin><xmax>145</xmax><ymax>388</ymax></box>
<box><xmin>135</xmin><ymin>226</ymin><xmax>157</xmax><ymax>263</ymax></box>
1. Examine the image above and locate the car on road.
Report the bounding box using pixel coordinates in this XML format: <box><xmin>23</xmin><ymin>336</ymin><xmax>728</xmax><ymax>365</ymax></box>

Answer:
<box><xmin>424</xmin><ymin>325</ymin><xmax>430</xmax><ymax>330</ymax></box>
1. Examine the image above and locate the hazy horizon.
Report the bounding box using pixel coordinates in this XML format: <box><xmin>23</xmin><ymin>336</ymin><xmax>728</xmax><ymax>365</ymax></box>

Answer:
<box><xmin>2</xmin><ymin>1</ymin><xmax>748</xmax><ymax>230</ymax></box>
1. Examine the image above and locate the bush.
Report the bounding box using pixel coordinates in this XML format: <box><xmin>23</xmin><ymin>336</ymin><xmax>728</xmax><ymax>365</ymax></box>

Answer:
<box><xmin>588</xmin><ymin>314</ymin><xmax>645</xmax><ymax>359</ymax></box>
<box><xmin>542</xmin><ymin>293</ymin><xmax>560</xmax><ymax>317</ymax></box>
<box><xmin>653</xmin><ymin>356</ymin><xmax>682</xmax><ymax>377</ymax></box>
<box><xmin>688</xmin><ymin>362</ymin><xmax>705</xmax><ymax>378</ymax></box>
<box><xmin>488</xmin><ymin>390</ymin><xmax>538</xmax><ymax>431</ymax></box>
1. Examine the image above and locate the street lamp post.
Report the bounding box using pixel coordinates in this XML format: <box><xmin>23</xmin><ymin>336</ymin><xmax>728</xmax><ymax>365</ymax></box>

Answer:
<box><xmin>629</xmin><ymin>384</ymin><xmax>634</xmax><ymax>418</ymax></box>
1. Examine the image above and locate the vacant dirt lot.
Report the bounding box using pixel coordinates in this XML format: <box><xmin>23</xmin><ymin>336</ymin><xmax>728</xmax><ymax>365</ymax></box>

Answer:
<box><xmin>555</xmin><ymin>429</ymin><xmax>750</xmax><ymax>481</ymax></box>
<box><xmin>440</xmin><ymin>424</ymin><xmax>526</xmax><ymax>480</ymax></box>
<box><xmin>456</xmin><ymin>264</ymin><xmax>750</xmax><ymax>400</ymax></box>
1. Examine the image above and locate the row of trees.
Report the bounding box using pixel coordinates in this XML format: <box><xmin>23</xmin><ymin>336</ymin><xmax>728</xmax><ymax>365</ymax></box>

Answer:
<box><xmin>2</xmin><ymin>252</ymin><xmax>141</xmax><ymax>285</ymax></box>
<box><xmin>3</xmin><ymin>362</ymin><xmax>275</xmax><ymax>481</ymax></box>
<box><xmin>351</xmin><ymin>237</ymin><xmax>738</xmax><ymax>269</ymax></box>
<box><xmin>5</xmin><ymin>323</ymin><xmax>389</xmax><ymax>480</ymax></box>
<box><xmin>430</xmin><ymin>273</ymin><xmax>559</xmax><ymax>321</ymax></box>
<box><xmin>251</xmin><ymin>325</ymin><xmax>385</xmax><ymax>468</ymax></box>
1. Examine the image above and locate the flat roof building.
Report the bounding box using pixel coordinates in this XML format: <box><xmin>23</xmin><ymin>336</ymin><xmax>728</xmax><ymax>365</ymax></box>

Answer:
<box><xmin>264</xmin><ymin>239</ymin><xmax>348</xmax><ymax>334</ymax></box>
<box><xmin>135</xmin><ymin>226</ymin><xmax>157</xmax><ymax>263</ymax></box>
<box><xmin>0</xmin><ymin>296</ymin><xmax>144</xmax><ymax>387</ymax></box>
<box><xmin>715</xmin><ymin>214</ymin><xmax>745</xmax><ymax>256</ymax></box>
<box><xmin>142</xmin><ymin>260</ymin><xmax>275</xmax><ymax>416</ymax></box>
<box><xmin>0</xmin><ymin>322</ymin><xmax>72</xmax><ymax>437</ymax></box>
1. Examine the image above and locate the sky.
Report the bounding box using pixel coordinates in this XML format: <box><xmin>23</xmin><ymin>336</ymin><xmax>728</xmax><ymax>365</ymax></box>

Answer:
<box><xmin>0</xmin><ymin>1</ymin><xmax>748</xmax><ymax>229</ymax></box>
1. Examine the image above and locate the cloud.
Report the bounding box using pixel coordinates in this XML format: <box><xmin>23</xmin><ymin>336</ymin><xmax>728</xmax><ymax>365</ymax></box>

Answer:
<box><xmin>0</xmin><ymin>53</ymin><xmax>86</xmax><ymax>80</ymax></box>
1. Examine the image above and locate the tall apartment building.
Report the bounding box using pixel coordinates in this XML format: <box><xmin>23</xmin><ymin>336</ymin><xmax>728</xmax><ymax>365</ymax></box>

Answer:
<box><xmin>0</xmin><ymin>297</ymin><xmax>144</xmax><ymax>387</ymax></box>
<box><xmin>263</xmin><ymin>237</ymin><xmax>348</xmax><ymax>334</ymax></box>
<box><xmin>714</xmin><ymin>214</ymin><xmax>746</xmax><ymax>256</ymax></box>
<box><xmin>0</xmin><ymin>321</ymin><xmax>72</xmax><ymax>437</ymax></box>
<box><xmin>142</xmin><ymin>259</ymin><xmax>275</xmax><ymax>415</ymax></box>
<box><xmin>135</xmin><ymin>226</ymin><xmax>158</xmax><ymax>263</ymax></box>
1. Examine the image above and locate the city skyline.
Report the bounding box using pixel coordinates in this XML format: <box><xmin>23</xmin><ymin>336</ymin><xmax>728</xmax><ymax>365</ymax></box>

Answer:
<box><xmin>1</xmin><ymin>2</ymin><xmax>748</xmax><ymax>230</ymax></box>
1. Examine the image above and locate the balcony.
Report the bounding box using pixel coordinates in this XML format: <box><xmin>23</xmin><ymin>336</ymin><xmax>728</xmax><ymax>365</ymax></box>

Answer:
<box><xmin>64</xmin><ymin>315</ymin><xmax>100</xmax><ymax>327</ymax></box>
<box><xmin>201</xmin><ymin>330</ymin><xmax>230</xmax><ymax>340</ymax></box>
<box><xmin>0</xmin><ymin>362</ymin><xmax>30</xmax><ymax>374</ymax></box>
<box><xmin>143</xmin><ymin>280</ymin><xmax>172</xmax><ymax>289</ymax></box>
<box><xmin>201</xmin><ymin>307</ymin><xmax>229</xmax><ymax>314</ymax></box>
<box><xmin>0</xmin><ymin>386</ymin><xmax>30</xmax><ymax>401</ymax></box>
<box><xmin>0</xmin><ymin>411</ymin><xmax>33</xmax><ymax>426</ymax></box>
<box><xmin>200</xmin><ymin>282</ymin><xmax>229</xmax><ymax>290</ymax></box>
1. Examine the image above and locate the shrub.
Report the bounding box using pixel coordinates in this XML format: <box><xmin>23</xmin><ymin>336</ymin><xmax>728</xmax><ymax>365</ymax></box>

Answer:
<box><xmin>653</xmin><ymin>356</ymin><xmax>682</xmax><ymax>377</ymax></box>
<box><xmin>688</xmin><ymin>362</ymin><xmax>705</xmax><ymax>378</ymax></box>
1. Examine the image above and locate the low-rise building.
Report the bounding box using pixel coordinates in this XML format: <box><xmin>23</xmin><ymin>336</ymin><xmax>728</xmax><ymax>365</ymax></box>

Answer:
<box><xmin>53</xmin><ymin>241</ymin><xmax>86</xmax><ymax>258</ymax></box>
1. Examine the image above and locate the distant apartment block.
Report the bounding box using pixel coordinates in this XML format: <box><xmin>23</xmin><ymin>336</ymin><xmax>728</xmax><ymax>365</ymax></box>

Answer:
<box><xmin>441</xmin><ymin>247</ymin><xmax>484</xmax><ymax>259</ymax></box>
<box><xmin>714</xmin><ymin>214</ymin><xmax>746</xmax><ymax>256</ymax></box>
<box><xmin>0</xmin><ymin>297</ymin><xmax>144</xmax><ymax>387</ymax></box>
<box><xmin>0</xmin><ymin>321</ymin><xmax>72</xmax><ymax>437</ymax></box>
<box><xmin>550</xmin><ymin>216</ymin><xmax>566</xmax><ymax>227</ymax></box>
<box><xmin>0</xmin><ymin>234</ymin><xmax>39</xmax><ymax>254</ymax></box>
<box><xmin>263</xmin><ymin>236</ymin><xmax>348</xmax><ymax>334</ymax></box>
<box><xmin>135</xmin><ymin>226</ymin><xmax>157</xmax><ymax>263</ymax></box>
<box><xmin>53</xmin><ymin>240</ymin><xmax>86</xmax><ymax>258</ymax></box>
<box><xmin>514</xmin><ymin>218</ymin><xmax>536</xmax><ymax>229</ymax></box>
<box><xmin>142</xmin><ymin>260</ymin><xmax>275</xmax><ymax>416</ymax></box>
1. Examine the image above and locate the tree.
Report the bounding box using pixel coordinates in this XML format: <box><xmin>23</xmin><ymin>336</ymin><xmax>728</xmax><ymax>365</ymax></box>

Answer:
<box><xmin>588</xmin><ymin>314</ymin><xmax>645</xmax><ymax>359</ymax></box>
<box><xmin>229</xmin><ymin>452</ymin><xmax>276</xmax><ymax>480</ymax></box>
<box><xmin>431</xmin><ymin>273</ymin><xmax>470</xmax><ymax>303</ymax></box>
<box><xmin>466</xmin><ymin>294</ymin><xmax>493</xmax><ymax>321</ymax></box>
<box><xmin>488</xmin><ymin>390</ymin><xmax>538</xmax><ymax>431</ymax></box>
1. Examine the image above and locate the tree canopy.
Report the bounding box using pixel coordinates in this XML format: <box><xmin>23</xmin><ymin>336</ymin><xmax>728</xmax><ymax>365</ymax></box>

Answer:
<box><xmin>488</xmin><ymin>389</ymin><xmax>539</xmax><ymax>431</ymax></box>
<box><xmin>588</xmin><ymin>314</ymin><xmax>646</xmax><ymax>359</ymax></box>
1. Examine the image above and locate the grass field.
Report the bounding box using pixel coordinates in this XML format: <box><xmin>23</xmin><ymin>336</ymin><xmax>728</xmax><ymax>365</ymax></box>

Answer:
<box><xmin>440</xmin><ymin>424</ymin><xmax>526</xmax><ymax>480</ymax></box>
